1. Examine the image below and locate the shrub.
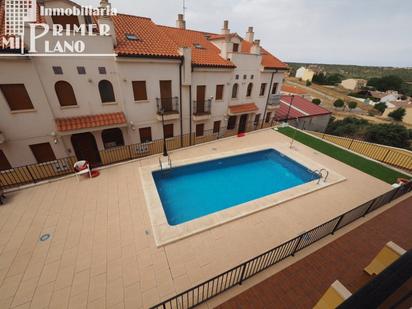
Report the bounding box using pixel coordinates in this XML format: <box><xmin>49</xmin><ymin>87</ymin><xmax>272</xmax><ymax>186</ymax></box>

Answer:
<box><xmin>312</xmin><ymin>98</ymin><xmax>321</xmax><ymax>105</ymax></box>
<box><xmin>348</xmin><ymin>101</ymin><xmax>358</xmax><ymax>111</ymax></box>
<box><xmin>374</xmin><ymin>102</ymin><xmax>387</xmax><ymax>114</ymax></box>
<box><xmin>333</xmin><ymin>99</ymin><xmax>345</xmax><ymax>109</ymax></box>
<box><xmin>388</xmin><ymin>108</ymin><xmax>406</xmax><ymax>121</ymax></box>
<box><xmin>306</xmin><ymin>80</ymin><xmax>312</xmax><ymax>86</ymax></box>
<box><xmin>365</xmin><ymin>123</ymin><xmax>410</xmax><ymax>148</ymax></box>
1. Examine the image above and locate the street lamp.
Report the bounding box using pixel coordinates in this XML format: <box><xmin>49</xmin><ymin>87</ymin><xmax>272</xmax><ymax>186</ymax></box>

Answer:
<box><xmin>160</xmin><ymin>106</ymin><xmax>168</xmax><ymax>157</ymax></box>
<box><xmin>286</xmin><ymin>95</ymin><xmax>295</xmax><ymax>122</ymax></box>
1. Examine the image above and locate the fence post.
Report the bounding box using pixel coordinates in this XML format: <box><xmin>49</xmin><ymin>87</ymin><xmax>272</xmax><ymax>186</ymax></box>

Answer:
<box><xmin>238</xmin><ymin>264</ymin><xmax>247</xmax><ymax>285</ymax></box>
<box><xmin>25</xmin><ymin>167</ymin><xmax>37</xmax><ymax>184</ymax></box>
<box><xmin>348</xmin><ymin>138</ymin><xmax>354</xmax><ymax>150</ymax></box>
<box><xmin>291</xmin><ymin>234</ymin><xmax>304</xmax><ymax>256</ymax></box>
<box><xmin>332</xmin><ymin>215</ymin><xmax>344</xmax><ymax>235</ymax></box>
<box><xmin>382</xmin><ymin>149</ymin><xmax>391</xmax><ymax>162</ymax></box>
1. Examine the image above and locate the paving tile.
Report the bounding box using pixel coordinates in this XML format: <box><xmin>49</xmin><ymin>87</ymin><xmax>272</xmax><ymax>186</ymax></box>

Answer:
<box><xmin>29</xmin><ymin>281</ymin><xmax>54</xmax><ymax>309</ymax></box>
<box><xmin>11</xmin><ymin>277</ymin><xmax>38</xmax><ymax>307</ymax></box>
<box><xmin>49</xmin><ymin>286</ymin><xmax>71</xmax><ymax>309</ymax></box>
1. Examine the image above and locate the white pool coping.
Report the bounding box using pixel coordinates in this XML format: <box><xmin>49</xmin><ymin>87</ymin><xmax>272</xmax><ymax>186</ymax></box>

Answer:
<box><xmin>140</xmin><ymin>145</ymin><xmax>346</xmax><ymax>247</ymax></box>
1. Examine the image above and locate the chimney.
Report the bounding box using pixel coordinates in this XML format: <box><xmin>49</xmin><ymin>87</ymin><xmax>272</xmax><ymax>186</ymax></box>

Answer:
<box><xmin>221</xmin><ymin>20</ymin><xmax>230</xmax><ymax>35</ymax></box>
<box><xmin>251</xmin><ymin>39</ymin><xmax>261</xmax><ymax>55</ymax></box>
<box><xmin>245</xmin><ymin>26</ymin><xmax>254</xmax><ymax>42</ymax></box>
<box><xmin>98</xmin><ymin>0</ymin><xmax>117</xmax><ymax>47</ymax></box>
<box><xmin>176</xmin><ymin>14</ymin><xmax>186</xmax><ymax>29</ymax></box>
<box><xmin>220</xmin><ymin>33</ymin><xmax>233</xmax><ymax>59</ymax></box>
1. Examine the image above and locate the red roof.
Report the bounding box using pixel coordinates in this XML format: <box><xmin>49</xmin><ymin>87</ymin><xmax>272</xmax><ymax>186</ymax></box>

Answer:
<box><xmin>159</xmin><ymin>26</ymin><xmax>235</xmax><ymax>68</ymax></box>
<box><xmin>275</xmin><ymin>96</ymin><xmax>331</xmax><ymax>121</ymax></box>
<box><xmin>229</xmin><ymin>103</ymin><xmax>258</xmax><ymax>114</ymax></box>
<box><xmin>55</xmin><ymin>112</ymin><xmax>127</xmax><ymax>132</ymax></box>
<box><xmin>112</xmin><ymin>14</ymin><xmax>181</xmax><ymax>58</ymax></box>
<box><xmin>281</xmin><ymin>85</ymin><xmax>307</xmax><ymax>95</ymax></box>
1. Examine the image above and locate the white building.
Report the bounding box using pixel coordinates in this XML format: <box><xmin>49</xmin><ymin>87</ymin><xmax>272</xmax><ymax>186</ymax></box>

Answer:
<box><xmin>0</xmin><ymin>0</ymin><xmax>288</xmax><ymax>169</ymax></box>
<box><xmin>340</xmin><ymin>79</ymin><xmax>367</xmax><ymax>91</ymax></box>
<box><xmin>295</xmin><ymin>67</ymin><xmax>315</xmax><ymax>82</ymax></box>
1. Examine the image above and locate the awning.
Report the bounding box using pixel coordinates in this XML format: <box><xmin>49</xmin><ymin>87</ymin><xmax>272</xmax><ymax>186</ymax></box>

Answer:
<box><xmin>55</xmin><ymin>112</ymin><xmax>127</xmax><ymax>133</ymax></box>
<box><xmin>228</xmin><ymin>103</ymin><xmax>259</xmax><ymax>115</ymax></box>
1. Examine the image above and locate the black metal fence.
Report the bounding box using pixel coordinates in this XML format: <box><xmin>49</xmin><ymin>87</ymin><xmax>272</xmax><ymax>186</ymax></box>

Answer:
<box><xmin>150</xmin><ymin>181</ymin><xmax>412</xmax><ymax>309</ymax></box>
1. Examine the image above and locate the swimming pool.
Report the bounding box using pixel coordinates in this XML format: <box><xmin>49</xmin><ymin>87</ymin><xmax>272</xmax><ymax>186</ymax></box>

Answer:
<box><xmin>152</xmin><ymin>149</ymin><xmax>319</xmax><ymax>226</ymax></box>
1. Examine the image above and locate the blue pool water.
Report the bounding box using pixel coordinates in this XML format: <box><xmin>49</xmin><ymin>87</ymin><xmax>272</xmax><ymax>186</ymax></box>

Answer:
<box><xmin>152</xmin><ymin>149</ymin><xmax>319</xmax><ymax>225</ymax></box>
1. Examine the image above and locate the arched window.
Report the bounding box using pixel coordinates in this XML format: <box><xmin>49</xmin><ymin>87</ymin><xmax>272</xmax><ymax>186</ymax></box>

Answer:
<box><xmin>246</xmin><ymin>83</ymin><xmax>253</xmax><ymax>97</ymax></box>
<box><xmin>55</xmin><ymin>81</ymin><xmax>77</xmax><ymax>107</ymax></box>
<box><xmin>231</xmin><ymin>83</ymin><xmax>238</xmax><ymax>99</ymax></box>
<box><xmin>102</xmin><ymin>128</ymin><xmax>125</xmax><ymax>149</ymax></box>
<box><xmin>98</xmin><ymin>80</ymin><xmax>116</xmax><ymax>103</ymax></box>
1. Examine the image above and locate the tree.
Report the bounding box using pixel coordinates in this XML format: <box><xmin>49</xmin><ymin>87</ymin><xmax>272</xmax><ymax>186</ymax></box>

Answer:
<box><xmin>348</xmin><ymin>101</ymin><xmax>358</xmax><ymax>111</ymax></box>
<box><xmin>326</xmin><ymin>117</ymin><xmax>369</xmax><ymax>137</ymax></box>
<box><xmin>374</xmin><ymin>102</ymin><xmax>387</xmax><ymax>114</ymax></box>
<box><xmin>388</xmin><ymin>108</ymin><xmax>406</xmax><ymax>121</ymax></box>
<box><xmin>365</xmin><ymin>123</ymin><xmax>410</xmax><ymax>148</ymax></box>
<box><xmin>333</xmin><ymin>99</ymin><xmax>345</xmax><ymax>109</ymax></box>
<box><xmin>306</xmin><ymin>80</ymin><xmax>312</xmax><ymax>87</ymax></box>
<box><xmin>367</xmin><ymin>75</ymin><xmax>403</xmax><ymax>92</ymax></box>
<box><xmin>312</xmin><ymin>98</ymin><xmax>321</xmax><ymax>105</ymax></box>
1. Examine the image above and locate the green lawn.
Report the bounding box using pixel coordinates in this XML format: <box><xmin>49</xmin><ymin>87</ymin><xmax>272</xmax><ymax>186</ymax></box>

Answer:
<box><xmin>277</xmin><ymin>127</ymin><xmax>410</xmax><ymax>184</ymax></box>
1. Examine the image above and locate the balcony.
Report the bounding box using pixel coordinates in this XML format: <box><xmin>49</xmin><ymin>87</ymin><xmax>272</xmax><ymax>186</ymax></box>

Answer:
<box><xmin>192</xmin><ymin>99</ymin><xmax>212</xmax><ymax>121</ymax></box>
<box><xmin>156</xmin><ymin>97</ymin><xmax>180</xmax><ymax>121</ymax></box>
<box><xmin>267</xmin><ymin>94</ymin><xmax>281</xmax><ymax>110</ymax></box>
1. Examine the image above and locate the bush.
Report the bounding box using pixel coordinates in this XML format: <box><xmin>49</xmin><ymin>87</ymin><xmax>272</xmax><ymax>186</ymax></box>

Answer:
<box><xmin>348</xmin><ymin>101</ymin><xmax>358</xmax><ymax>111</ymax></box>
<box><xmin>306</xmin><ymin>80</ymin><xmax>312</xmax><ymax>86</ymax></box>
<box><xmin>333</xmin><ymin>99</ymin><xmax>345</xmax><ymax>109</ymax></box>
<box><xmin>365</xmin><ymin>123</ymin><xmax>410</xmax><ymax>148</ymax></box>
<box><xmin>388</xmin><ymin>108</ymin><xmax>406</xmax><ymax>121</ymax></box>
<box><xmin>312</xmin><ymin>98</ymin><xmax>321</xmax><ymax>105</ymax></box>
<box><xmin>326</xmin><ymin>117</ymin><xmax>369</xmax><ymax>137</ymax></box>
<box><xmin>374</xmin><ymin>102</ymin><xmax>387</xmax><ymax>114</ymax></box>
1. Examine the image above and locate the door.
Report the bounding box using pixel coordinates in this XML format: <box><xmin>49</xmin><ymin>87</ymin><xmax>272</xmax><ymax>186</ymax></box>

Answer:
<box><xmin>196</xmin><ymin>85</ymin><xmax>206</xmax><ymax>114</ymax></box>
<box><xmin>29</xmin><ymin>143</ymin><xmax>56</xmax><ymax>163</ymax></box>
<box><xmin>0</xmin><ymin>150</ymin><xmax>11</xmax><ymax>171</ymax></box>
<box><xmin>227</xmin><ymin>116</ymin><xmax>237</xmax><ymax>130</ymax></box>
<box><xmin>213</xmin><ymin>121</ymin><xmax>221</xmax><ymax>134</ymax></box>
<box><xmin>163</xmin><ymin>124</ymin><xmax>174</xmax><ymax>139</ymax></box>
<box><xmin>139</xmin><ymin>127</ymin><xmax>152</xmax><ymax>143</ymax></box>
<box><xmin>238</xmin><ymin>114</ymin><xmax>248</xmax><ymax>133</ymax></box>
<box><xmin>196</xmin><ymin>124</ymin><xmax>204</xmax><ymax>137</ymax></box>
<box><xmin>71</xmin><ymin>133</ymin><xmax>102</xmax><ymax>166</ymax></box>
<box><xmin>159</xmin><ymin>80</ymin><xmax>172</xmax><ymax>112</ymax></box>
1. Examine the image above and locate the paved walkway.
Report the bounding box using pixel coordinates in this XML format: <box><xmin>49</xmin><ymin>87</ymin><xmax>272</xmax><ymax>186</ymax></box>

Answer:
<box><xmin>217</xmin><ymin>195</ymin><xmax>412</xmax><ymax>309</ymax></box>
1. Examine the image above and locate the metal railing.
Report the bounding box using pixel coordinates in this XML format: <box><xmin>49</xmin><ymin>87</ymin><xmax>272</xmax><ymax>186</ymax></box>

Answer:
<box><xmin>150</xmin><ymin>181</ymin><xmax>412</xmax><ymax>309</ymax></box>
<box><xmin>193</xmin><ymin>99</ymin><xmax>212</xmax><ymax>115</ymax></box>
<box><xmin>156</xmin><ymin>97</ymin><xmax>179</xmax><ymax>114</ymax></box>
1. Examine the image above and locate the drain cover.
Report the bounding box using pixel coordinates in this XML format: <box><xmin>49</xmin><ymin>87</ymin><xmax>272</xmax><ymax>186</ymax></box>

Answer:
<box><xmin>40</xmin><ymin>234</ymin><xmax>51</xmax><ymax>242</ymax></box>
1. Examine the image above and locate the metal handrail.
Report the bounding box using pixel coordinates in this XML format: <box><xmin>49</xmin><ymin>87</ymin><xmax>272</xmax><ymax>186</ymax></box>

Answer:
<box><xmin>156</xmin><ymin>97</ymin><xmax>179</xmax><ymax>114</ymax></box>
<box><xmin>193</xmin><ymin>99</ymin><xmax>212</xmax><ymax>115</ymax></box>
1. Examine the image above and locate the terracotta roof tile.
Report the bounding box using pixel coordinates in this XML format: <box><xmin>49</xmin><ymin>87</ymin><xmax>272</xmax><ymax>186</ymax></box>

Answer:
<box><xmin>55</xmin><ymin>112</ymin><xmax>127</xmax><ymax>132</ymax></box>
<box><xmin>281</xmin><ymin>85</ymin><xmax>307</xmax><ymax>95</ymax></box>
<box><xmin>112</xmin><ymin>14</ymin><xmax>181</xmax><ymax>58</ymax></box>
<box><xmin>275</xmin><ymin>95</ymin><xmax>331</xmax><ymax>121</ymax></box>
<box><xmin>229</xmin><ymin>103</ymin><xmax>258</xmax><ymax>114</ymax></box>
<box><xmin>159</xmin><ymin>26</ymin><xmax>235</xmax><ymax>68</ymax></box>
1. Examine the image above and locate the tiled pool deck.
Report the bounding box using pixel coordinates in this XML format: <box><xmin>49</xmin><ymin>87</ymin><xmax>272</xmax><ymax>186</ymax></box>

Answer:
<box><xmin>0</xmin><ymin>129</ymin><xmax>393</xmax><ymax>308</ymax></box>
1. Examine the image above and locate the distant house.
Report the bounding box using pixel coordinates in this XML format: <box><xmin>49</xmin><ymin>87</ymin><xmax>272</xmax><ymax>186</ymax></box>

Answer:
<box><xmin>281</xmin><ymin>85</ymin><xmax>312</xmax><ymax>100</ymax></box>
<box><xmin>341</xmin><ymin>79</ymin><xmax>367</xmax><ymax>91</ymax></box>
<box><xmin>295</xmin><ymin>67</ymin><xmax>315</xmax><ymax>82</ymax></box>
<box><xmin>382</xmin><ymin>100</ymin><xmax>412</xmax><ymax>125</ymax></box>
<box><xmin>275</xmin><ymin>95</ymin><xmax>331</xmax><ymax>132</ymax></box>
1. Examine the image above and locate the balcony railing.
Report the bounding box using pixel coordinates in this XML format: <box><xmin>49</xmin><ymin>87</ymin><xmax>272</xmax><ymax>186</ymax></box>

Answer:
<box><xmin>193</xmin><ymin>99</ymin><xmax>212</xmax><ymax>115</ymax></box>
<box><xmin>156</xmin><ymin>97</ymin><xmax>179</xmax><ymax>114</ymax></box>
<box><xmin>268</xmin><ymin>94</ymin><xmax>282</xmax><ymax>106</ymax></box>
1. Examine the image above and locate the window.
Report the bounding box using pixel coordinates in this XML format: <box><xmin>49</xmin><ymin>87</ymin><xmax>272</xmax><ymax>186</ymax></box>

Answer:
<box><xmin>265</xmin><ymin>112</ymin><xmax>272</xmax><ymax>123</ymax></box>
<box><xmin>235</xmin><ymin>74</ymin><xmax>239</xmax><ymax>80</ymax></box>
<box><xmin>213</xmin><ymin>121</ymin><xmax>221</xmax><ymax>134</ymax></box>
<box><xmin>254</xmin><ymin>114</ymin><xmax>261</xmax><ymax>125</ymax></box>
<box><xmin>227</xmin><ymin>116</ymin><xmax>237</xmax><ymax>130</ymax></box>
<box><xmin>163</xmin><ymin>124</ymin><xmax>174</xmax><ymax>139</ymax></box>
<box><xmin>196</xmin><ymin>124</ymin><xmax>204</xmax><ymax>137</ymax></box>
<box><xmin>243</xmin><ymin>74</ymin><xmax>247</xmax><ymax>80</ymax></box>
<box><xmin>215</xmin><ymin>85</ymin><xmax>224</xmax><ymax>100</ymax></box>
<box><xmin>98</xmin><ymin>80</ymin><xmax>116</xmax><ymax>103</ymax></box>
<box><xmin>29</xmin><ymin>143</ymin><xmax>56</xmax><ymax>164</ymax></box>
<box><xmin>102</xmin><ymin>128</ymin><xmax>124</xmax><ymax>149</ymax></box>
<box><xmin>0</xmin><ymin>84</ymin><xmax>34</xmax><ymax>111</ymax></box>
<box><xmin>52</xmin><ymin>66</ymin><xmax>63</xmax><ymax>75</ymax></box>
<box><xmin>139</xmin><ymin>127</ymin><xmax>152</xmax><ymax>143</ymax></box>
<box><xmin>125</xmin><ymin>33</ymin><xmax>139</xmax><ymax>41</ymax></box>
<box><xmin>246</xmin><ymin>83</ymin><xmax>253</xmax><ymax>97</ymax></box>
<box><xmin>51</xmin><ymin>15</ymin><xmax>79</xmax><ymax>29</ymax></box>
<box><xmin>259</xmin><ymin>83</ymin><xmax>267</xmax><ymax>96</ymax></box>
<box><xmin>55</xmin><ymin>81</ymin><xmax>77</xmax><ymax>107</ymax></box>
<box><xmin>272</xmin><ymin>82</ymin><xmax>279</xmax><ymax>94</ymax></box>
<box><xmin>98</xmin><ymin>67</ymin><xmax>107</xmax><ymax>75</ymax></box>
<box><xmin>0</xmin><ymin>150</ymin><xmax>11</xmax><ymax>171</ymax></box>
<box><xmin>132</xmin><ymin>81</ymin><xmax>148</xmax><ymax>101</ymax></box>
<box><xmin>231</xmin><ymin>83</ymin><xmax>238</xmax><ymax>99</ymax></box>
<box><xmin>233</xmin><ymin>43</ymin><xmax>239</xmax><ymax>52</ymax></box>
<box><xmin>77</xmin><ymin>66</ymin><xmax>86</xmax><ymax>75</ymax></box>
<box><xmin>251</xmin><ymin>75</ymin><xmax>254</xmax><ymax>79</ymax></box>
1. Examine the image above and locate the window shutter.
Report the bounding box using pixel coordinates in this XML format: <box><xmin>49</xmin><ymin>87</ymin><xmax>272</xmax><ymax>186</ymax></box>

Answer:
<box><xmin>132</xmin><ymin>81</ymin><xmax>148</xmax><ymax>101</ymax></box>
<box><xmin>0</xmin><ymin>84</ymin><xmax>34</xmax><ymax>111</ymax></box>
<box><xmin>216</xmin><ymin>85</ymin><xmax>224</xmax><ymax>100</ymax></box>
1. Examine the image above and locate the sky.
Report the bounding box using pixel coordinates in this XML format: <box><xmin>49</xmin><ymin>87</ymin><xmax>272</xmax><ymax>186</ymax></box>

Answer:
<box><xmin>75</xmin><ymin>0</ymin><xmax>412</xmax><ymax>67</ymax></box>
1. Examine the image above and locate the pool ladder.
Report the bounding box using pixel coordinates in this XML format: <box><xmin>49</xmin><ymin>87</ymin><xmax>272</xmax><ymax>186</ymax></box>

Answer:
<box><xmin>159</xmin><ymin>155</ymin><xmax>172</xmax><ymax>172</ymax></box>
<box><xmin>313</xmin><ymin>168</ymin><xmax>329</xmax><ymax>184</ymax></box>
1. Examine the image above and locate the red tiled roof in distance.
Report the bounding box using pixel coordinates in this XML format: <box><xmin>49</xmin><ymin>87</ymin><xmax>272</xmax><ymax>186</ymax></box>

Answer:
<box><xmin>275</xmin><ymin>95</ymin><xmax>331</xmax><ymax>120</ymax></box>
<box><xmin>159</xmin><ymin>26</ymin><xmax>235</xmax><ymax>68</ymax></box>
<box><xmin>55</xmin><ymin>112</ymin><xmax>127</xmax><ymax>132</ymax></box>
<box><xmin>281</xmin><ymin>84</ymin><xmax>307</xmax><ymax>95</ymax></box>
<box><xmin>229</xmin><ymin>103</ymin><xmax>259</xmax><ymax>114</ymax></box>
<box><xmin>112</xmin><ymin>14</ymin><xmax>181</xmax><ymax>58</ymax></box>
